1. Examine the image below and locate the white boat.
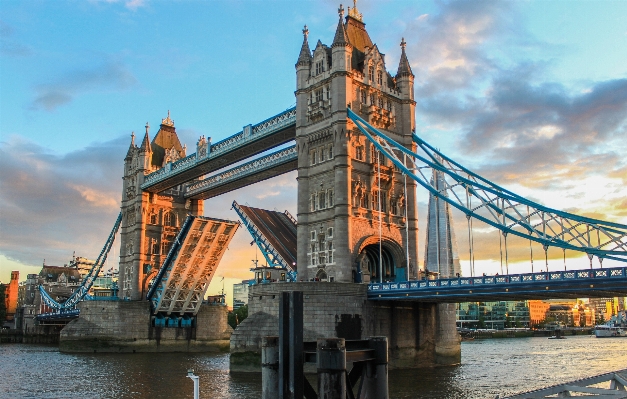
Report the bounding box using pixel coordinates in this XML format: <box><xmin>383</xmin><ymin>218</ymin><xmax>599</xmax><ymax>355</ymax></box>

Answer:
<box><xmin>594</xmin><ymin>324</ymin><xmax>627</xmax><ymax>338</ymax></box>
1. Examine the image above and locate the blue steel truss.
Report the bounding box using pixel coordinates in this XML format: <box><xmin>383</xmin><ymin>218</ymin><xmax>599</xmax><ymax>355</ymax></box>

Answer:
<box><xmin>142</xmin><ymin>107</ymin><xmax>296</xmax><ymax>189</ymax></box>
<box><xmin>184</xmin><ymin>145</ymin><xmax>297</xmax><ymax>198</ymax></box>
<box><xmin>347</xmin><ymin>108</ymin><xmax>627</xmax><ymax>264</ymax></box>
<box><xmin>368</xmin><ymin>266</ymin><xmax>627</xmax><ymax>301</ymax></box>
<box><xmin>232</xmin><ymin>201</ymin><xmax>297</xmax><ymax>281</ymax></box>
<box><xmin>39</xmin><ymin>213</ymin><xmax>122</xmax><ymax>311</ymax></box>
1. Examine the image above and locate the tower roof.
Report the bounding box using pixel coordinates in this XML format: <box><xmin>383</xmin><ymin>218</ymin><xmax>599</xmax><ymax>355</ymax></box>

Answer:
<box><xmin>296</xmin><ymin>25</ymin><xmax>312</xmax><ymax>67</ymax></box>
<box><xmin>332</xmin><ymin>5</ymin><xmax>350</xmax><ymax>48</ymax></box>
<box><xmin>396</xmin><ymin>37</ymin><xmax>414</xmax><ymax>78</ymax></box>
<box><xmin>150</xmin><ymin>111</ymin><xmax>185</xmax><ymax>167</ymax></box>
<box><xmin>345</xmin><ymin>7</ymin><xmax>373</xmax><ymax>52</ymax></box>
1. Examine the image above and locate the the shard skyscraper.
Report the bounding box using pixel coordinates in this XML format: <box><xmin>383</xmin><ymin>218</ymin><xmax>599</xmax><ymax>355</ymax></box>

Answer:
<box><xmin>424</xmin><ymin>164</ymin><xmax>462</xmax><ymax>278</ymax></box>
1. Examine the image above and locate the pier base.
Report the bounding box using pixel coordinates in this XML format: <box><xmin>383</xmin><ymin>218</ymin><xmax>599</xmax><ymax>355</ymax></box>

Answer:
<box><xmin>230</xmin><ymin>282</ymin><xmax>460</xmax><ymax>371</ymax></box>
<box><xmin>59</xmin><ymin>301</ymin><xmax>231</xmax><ymax>353</ymax></box>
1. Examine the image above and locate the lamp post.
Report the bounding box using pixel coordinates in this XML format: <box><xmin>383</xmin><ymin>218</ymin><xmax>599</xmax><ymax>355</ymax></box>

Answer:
<box><xmin>187</xmin><ymin>369</ymin><xmax>199</xmax><ymax>399</ymax></box>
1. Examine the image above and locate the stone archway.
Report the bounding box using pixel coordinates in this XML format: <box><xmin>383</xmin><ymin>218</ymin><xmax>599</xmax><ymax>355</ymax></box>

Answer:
<box><xmin>355</xmin><ymin>236</ymin><xmax>406</xmax><ymax>283</ymax></box>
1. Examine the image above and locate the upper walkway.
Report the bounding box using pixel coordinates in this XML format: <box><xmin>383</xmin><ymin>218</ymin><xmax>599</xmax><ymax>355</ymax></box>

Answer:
<box><xmin>141</xmin><ymin>107</ymin><xmax>296</xmax><ymax>193</ymax></box>
<box><xmin>368</xmin><ymin>266</ymin><xmax>627</xmax><ymax>302</ymax></box>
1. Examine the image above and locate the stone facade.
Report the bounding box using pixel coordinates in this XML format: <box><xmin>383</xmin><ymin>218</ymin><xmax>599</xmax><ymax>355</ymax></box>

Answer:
<box><xmin>295</xmin><ymin>5</ymin><xmax>419</xmax><ymax>284</ymax></box>
<box><xmin>119</xmin><ymin>116</ymin><xmax>203</xmax><ymax>300</ymax></box>
<box><xmin>230</xmin><ymin>282</ymin><xmax>461</xmax><ymax>371</ymax></box>
<box><xmin>60</xmin><ymin>301</ymin><xmax>231</xmax><ymax>353</ymax></box>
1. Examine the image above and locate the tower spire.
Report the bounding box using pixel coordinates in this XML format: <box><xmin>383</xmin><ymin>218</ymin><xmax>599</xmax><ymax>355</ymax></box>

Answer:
<box><xmin>296</xmin><ymin>25</ymin><xmax>312</xmax><ymax>67</ymax></box>
<box><xmin>140</xmin><ymin>122</ymin><xmax>151</xmax><ymax>152</ymax></box>
<box><xmin>332</xmin><ymin>4</ymin><xmax>350</xmax><ymax>47</ymax></box>
<box><xmin>396</xmin><ymin>37</ymin><xmax>414</xmax><ymax>77</ymax></box>
<box><xmin>125</xmin><ymin>131</ymin><xmax>136</xmax><ymax>160</ymax></box>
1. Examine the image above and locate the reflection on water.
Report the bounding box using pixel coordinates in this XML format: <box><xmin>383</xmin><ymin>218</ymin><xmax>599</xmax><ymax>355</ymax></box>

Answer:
<box><xmin>1</xmin><ymin>336</ymin><xmax>625</xmax><ymax>399</ymax></box>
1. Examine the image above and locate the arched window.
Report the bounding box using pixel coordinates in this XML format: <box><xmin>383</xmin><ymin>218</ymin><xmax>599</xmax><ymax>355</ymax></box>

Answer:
<box><xmin>150</xmin><ymin>213</ymin><xmax>157</xmax><ymax>224</ymax></box>
<box><xmin>377</xmin><ymin>70</ymin><xmax>383</xmax><ymax>85</ymax></box>
<box><xmin>368</xmin><ymin>65</ymin><xmax>374</xmax><ymax>81</ymax></box>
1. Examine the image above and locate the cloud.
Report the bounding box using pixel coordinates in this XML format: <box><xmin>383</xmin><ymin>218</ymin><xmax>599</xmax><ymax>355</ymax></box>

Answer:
<box><xmin>0</xmin><ymin>20</ymin><xmax>33</xmax><ymax>57</ymax></box>
<box><xmin>29</xmin><ymin>61</ymin><xmax>137</xmax><ymax>111</ymax></box>
<box><xmin>398</xmin><ymin>0</ymin><xmax>627</xmax><ymax>225</ymax></box>
<box><xmin>90</xmin><ymin>0</ymin><xmax>147</xmax><ymax>11</ymax></box>
<box><xmin>0</xmin><ymin>135</ymin><xmax>125</xmax><ymax>267</ymax></box>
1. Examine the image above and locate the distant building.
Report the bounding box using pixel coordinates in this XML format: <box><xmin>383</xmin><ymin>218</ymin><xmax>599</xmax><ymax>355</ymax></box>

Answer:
<box><xmin>528</xmin><ymin>300</ymin><xmax>551</xmax><ymax>325</ymax></box>
<box><xmin>4</xmin><ymin>271</ymin><xmax>19</xmax><ymax>323</ymax></box>
<box><xmin>233</xmin><ymin>280</ymin><xmax>253</xmax><ymax>311</ymax></box>
<box><xmin>457</xmin><ymin>301</ymin><xmax>530</xmax><ymax>329</ymax></box>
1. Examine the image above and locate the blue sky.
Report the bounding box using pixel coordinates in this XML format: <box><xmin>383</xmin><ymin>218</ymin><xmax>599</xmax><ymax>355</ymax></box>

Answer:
<box><xmin>1</xmin><ymin>0</ymin><xmax>626</xmax><ymax>302</ymax></box>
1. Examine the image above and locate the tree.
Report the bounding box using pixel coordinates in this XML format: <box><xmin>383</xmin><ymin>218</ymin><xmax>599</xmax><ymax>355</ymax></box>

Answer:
<box><xmin>0</xmin><ymin>284</ymin><xmax>6</xmax><ymax>324</ymax></box>
<box><xmin>228</xmin><ymin>305</ymin><xmax>248</xmax><ymax>329</ymax></box>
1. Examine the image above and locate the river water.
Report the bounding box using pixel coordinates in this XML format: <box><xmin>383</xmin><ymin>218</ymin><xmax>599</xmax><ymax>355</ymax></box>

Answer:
<box><xmin>1</xmin><ymin>336</ymin><xmax>625</xmax><ymax>399</ymax></box>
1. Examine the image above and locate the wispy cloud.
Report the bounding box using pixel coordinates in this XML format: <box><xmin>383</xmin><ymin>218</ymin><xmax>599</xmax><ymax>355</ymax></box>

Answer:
<box><xmin>90</xmin><ymin>0</ymin><xmax>147</xmax><ymax>11</ymax></box>
<box><xmin>0</xmin><ymin>20</ymin><xmax>33</xmax><ymax>57</ymax></box>
<box><xmin>29</xmin><ymin>61</ymin><xmax>137</xmax><ymax>111</ymax></box>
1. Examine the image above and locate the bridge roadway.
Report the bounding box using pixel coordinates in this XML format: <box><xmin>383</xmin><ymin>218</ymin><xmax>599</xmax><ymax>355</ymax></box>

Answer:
<box><xmin>141</xmin><ymin>107</ymin><xmax>296</xmax><ymax>193</ymax></box>
<box><xmin>368</xmin><ymin>266</ymin><xmax>627</xmax><ymax>302</ymax></box>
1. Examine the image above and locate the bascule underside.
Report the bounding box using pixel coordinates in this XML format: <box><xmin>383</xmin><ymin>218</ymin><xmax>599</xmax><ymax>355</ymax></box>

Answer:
<box><xmin>148</xmin><ymin>215</ymin><xmax>239</xmax><ymax>316</ymax></box>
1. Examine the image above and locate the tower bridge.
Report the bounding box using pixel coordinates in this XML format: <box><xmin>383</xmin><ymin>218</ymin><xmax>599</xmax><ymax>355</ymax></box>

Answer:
<box><xmin>57</xmin><ymin>2</ymin><xmax>627</xmax><ymax>365</ymax></box>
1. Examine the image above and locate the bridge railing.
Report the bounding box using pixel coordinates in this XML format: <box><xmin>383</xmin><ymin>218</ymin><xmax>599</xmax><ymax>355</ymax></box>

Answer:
<box><xmin>142</xmin><ymin>107</ymin><xmax>296</xmax><ymax>188</ymax></box>
<box><xmin>368</xmin><ymin>267</ymin><xmax>627</xmax><ymax>293</ymax></box>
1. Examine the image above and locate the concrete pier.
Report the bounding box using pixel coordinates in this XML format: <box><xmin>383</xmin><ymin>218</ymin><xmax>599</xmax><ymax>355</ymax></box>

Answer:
<box><xmin>60</xmin><ymin>300</ymin><xmax>231</xmax><ymax>353</ymax></box>
<box><xmin>230</xmin><ymin>282</ymin><xmax>461</xmax><ymax>371</ymax></box>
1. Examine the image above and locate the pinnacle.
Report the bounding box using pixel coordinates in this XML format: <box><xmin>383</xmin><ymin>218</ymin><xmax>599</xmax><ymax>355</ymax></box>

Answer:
<box><xmin>296</xmin><ymin>25</ymin><xmax>312</xmax><ymax>67</ymax></box>
<box><xmin>332</xmin><ymin>7</ymin><xmax>350</xmax><ymax>48</ymax></box>
<box><xmin>396</xmin><ymin>37</ymin><xmax>414</xmax><ymax>78</ymax></box>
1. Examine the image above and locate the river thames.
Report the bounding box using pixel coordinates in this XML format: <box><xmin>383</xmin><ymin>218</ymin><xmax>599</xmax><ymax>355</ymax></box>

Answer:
<box><xmin>1</xmin><ymin>335</ymin><xmax>625</xmax><ymax>399</ymax></box>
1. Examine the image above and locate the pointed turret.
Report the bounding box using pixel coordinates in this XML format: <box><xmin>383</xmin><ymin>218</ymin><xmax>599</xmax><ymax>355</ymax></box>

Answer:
<box><xmin>332</xmin><ymin>5</ymin><xmax>350</xmax><ymax>48</ymax></box>
<box><xmin>140</xmin><ymin>122</ymin><xmax>151</xmax><ymax>153</ymax></box>
<box><xmin>396</xmin><ymin>38</ymin><xmax>414</xmax><ymax>78</ymax></box>
<box><xmin>296</xmin><ymin>25</ymin><xmax>312</xmax><ymax>67</ymax></box>
<box><xmin>125</xmin><ymin>132</ymin><xmax>136</xmax><ymax>160</ymax></box>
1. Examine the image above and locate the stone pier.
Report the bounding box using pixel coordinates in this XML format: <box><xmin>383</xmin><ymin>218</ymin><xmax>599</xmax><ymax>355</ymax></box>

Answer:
<box><xmin>60</xmin><ymin>301</ymin><xmax>231</xmax><ymax>353</ymax></box>
<box><xmin>230</xmin><ymin>282</ymin><xmax>460</xmax><ymax>372</ymax></box>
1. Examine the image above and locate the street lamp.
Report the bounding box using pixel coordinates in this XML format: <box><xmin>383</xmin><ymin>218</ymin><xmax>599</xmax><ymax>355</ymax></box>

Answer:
<box><xmin>187</xmin><ymin>369</ymin><xmax>199</xmax><ymax>399</ymax></box>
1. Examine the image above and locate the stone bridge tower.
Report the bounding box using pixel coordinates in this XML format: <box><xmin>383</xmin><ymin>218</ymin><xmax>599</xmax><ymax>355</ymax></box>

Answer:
<box><xmin>295</xmin><ymin>4</ymin><xmax>419</xmax><ymax>283</ymax></box>
<box><xmin>118</xmin><ymin>113</ymin><xmax>203</xmax><ymax>300</ymax></box>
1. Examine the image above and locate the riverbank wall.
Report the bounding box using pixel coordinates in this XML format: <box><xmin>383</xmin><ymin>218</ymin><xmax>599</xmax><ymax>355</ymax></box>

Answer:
<box><xmin>0</xmin><ymin>326</ymin><xmax>61</xmax><ymax>344</ymax></box>
<box><xmin>59</xmin><ymin>301</ymin><xmax>231</xmax><ymax>353</ymax></box>
<box><xmin>230</xmin><ymin>282</ymin><xmax>461</xmax><ymax>372</ymax></box>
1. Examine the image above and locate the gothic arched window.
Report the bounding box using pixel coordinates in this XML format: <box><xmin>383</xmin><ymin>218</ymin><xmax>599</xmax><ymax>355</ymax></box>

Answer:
<box><xmin>377</xmin><ymin>70</ymin><xmax>383</xmax><ymax>85</ymax></box>
<box><xmin>368</xmin><ymin>64</ymin><xmax>374</xmax><ymax>81</ymax></box>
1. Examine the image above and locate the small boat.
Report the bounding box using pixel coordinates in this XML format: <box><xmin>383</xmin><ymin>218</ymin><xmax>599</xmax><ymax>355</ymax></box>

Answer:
<box><xmin>594</xmin><ymin>324</ymin><xmax>627</xmax><ymax>338</ymax></box>
<box><xmin>548</xmin><ymin>335</ymin><xmax>566</xmax><ymax>340</ymax></box>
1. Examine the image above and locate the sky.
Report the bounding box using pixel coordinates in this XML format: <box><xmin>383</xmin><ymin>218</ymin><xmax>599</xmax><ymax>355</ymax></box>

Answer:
<box><xmin>1</xmin><ymin>0</ymin><xmax>626</xmax><ymax>305</ymax></box>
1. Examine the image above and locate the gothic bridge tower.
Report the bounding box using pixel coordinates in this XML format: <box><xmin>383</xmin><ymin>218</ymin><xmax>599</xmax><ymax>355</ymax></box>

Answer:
<box><xmin>295</xmin><ymin>4</ymin><xmax>419</xmax><ymax>283</ymax></box>
<box><xmin>118</xmin><ymin>113</ymin><xmax>203</xmax><ymax>300</ymax></box>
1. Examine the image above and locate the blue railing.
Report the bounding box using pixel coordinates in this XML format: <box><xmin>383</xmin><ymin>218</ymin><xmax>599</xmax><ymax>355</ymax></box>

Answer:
<box><xmin>368</xmin><ymin>266</ymin><xmax>627</xmax><ymax>293</ymax></box>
